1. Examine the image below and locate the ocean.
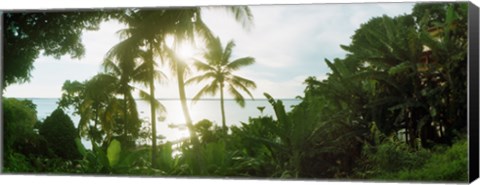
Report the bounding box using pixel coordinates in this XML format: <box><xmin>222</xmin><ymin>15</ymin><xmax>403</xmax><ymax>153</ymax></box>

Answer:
<box><xmin>29</xmin><ymin>98</ymin><xmax>301</xmax><ymax>149</ymax></box>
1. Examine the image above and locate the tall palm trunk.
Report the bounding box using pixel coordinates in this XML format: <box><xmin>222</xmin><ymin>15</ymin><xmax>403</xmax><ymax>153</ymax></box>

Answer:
<box><xmin>176</xmin><ymin>65</ymin><xmax>199</xmax><ymax>144</ymax></box>
<box><xmin>146</xmin><ymin>45</ymin><xmax>158</xmax><ymax>168</ymax></box>
<box><xmin>149</xmin><ymin>76</ymin><xmax>157</xmax><ymax>168</ymax></box>
<box><xmin>220</xmin><ymin>82</ymin><xmax>227</xmax><ymax>132</ymax></box>
<box><xmin>172</xmin><ymin>40</ymin><xmax>199</xmax><ymax>145</ymax></box>
<box><xmin>123</xmin><ymin>93</ymin><xmax>128</xmax><ymax>141</ymax></box>
<box><xmin>92</xmin><ymin>105</ymin><xmax>99</xmax><ymax>148</ymax></box>
<box><xmin>176</xmin><ymin>64</ymin><xmax>203</xmax><ymax>174</ymax></box>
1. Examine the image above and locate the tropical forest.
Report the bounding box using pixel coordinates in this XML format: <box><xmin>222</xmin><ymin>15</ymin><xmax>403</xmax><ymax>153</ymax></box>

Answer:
<box><xmin>1</xmin><ymin>2</ymin><xmax>470</xmax><ymax>182</ymax></box>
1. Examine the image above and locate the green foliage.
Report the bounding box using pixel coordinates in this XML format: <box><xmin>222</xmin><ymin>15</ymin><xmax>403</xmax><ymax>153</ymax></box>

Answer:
<box><xmin>2</xmin><ymin>152</ymin><xmax>33</xmax><ymax>173</ymax></box>
<box><xmin>3</xmin><ymin>151</ymin><xmax>81</xmax><ymax>174</ymax></box>
<box><xmin>218</xmin><ymin>93</ymin><xmax>346</xmax><ymax>178</ymax></box>
<box><xmin>3</xmin><ymin>11</ymin><xmax>111</xmax><ymax>88</ymax></box>
<box><xmin>154</xmin><ymin>142</ymin><xmax>180</xmax><ymax>174</ymax></box>
<box><xmin>2</xmin><ymin>98</ymin><xmax>80</xmax><ymax>173</ymax></box>
<box><xmin>194</xmin><ymin>119</ymin><xmax>222</xmax><ymax>143</ymax></box>
<box><xmin>230</xmin><ymin>117</ymin><xmax>279</xmax><ymax>177</ymax></box>
<box><xmin>103</xmin><ymin>43</ymin><xmax>152</xmax><ymax>145</ymax></box>
<box><xmin>73</xmin><ymin>138</ymin><xmax>162</xmax><ymax>175</ymax></box>
<box><xmin>2</xmin><ymin>98</ymin><xmax>50</xmax><ymax>157</ymax></box>
<box><xmin>3</xmin><ymin>98</ymin><xmax>37</xmax><ymax>147</ymax></box>
<box><xmin>359</xmin><ymin>138</ymin><xmax>430</xmax><ymax>177</ymax></box>
<box><xmin>58</xmin><ymin>80</ymin><xmax>85</xmax><ymax>115</ymax></box>
<box><xmin>202</xmin><ymin>141</ymin><xmax>228</xmax><ymax>174</ymax></box>
<box><xmin>317</xmin><ymin>2</ymin><xmax>468</xmax><ymax>150</ymax></box>
<box><xmin>58</xmin><ymin>74</ymin><xmax>127</xmax><ymax>146</ymax></box>
<box><xmin>107</xmin><ymin>139</ymin><xmax>122</xmax><ymax>167</ymax></box>
<box><xmin>75</xmin><ymin>138</ymin><xmax>87</xmax><ymax>157</ymax></box>
<box><xmin>74</xmin><ymin>140</ymin><xmax>109</xmax><ymax>174</ymax></box>
<box><xmin>288</xmin><ymin>2</ymin><xmax>467</xmax><ymax>179</ymax></box>
<box><xmin>39</xmin><ymin>108</ymin><xmax>81</xmax><ymax>160</ymax></box>
<box><xmin>374</xmin><ymin>139</ymin><xmax>468</xmax><ymax>182</ymax></box>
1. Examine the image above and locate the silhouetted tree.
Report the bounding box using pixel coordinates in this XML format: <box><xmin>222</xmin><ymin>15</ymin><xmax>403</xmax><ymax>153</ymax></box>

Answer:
<box><xmin>187</xmin><ymin>37</ymin><xmax>256</xmax><ymax>131</ymax></box>
<box><xmin>3</xmin><ymin>11</ymin><xmax>109</xmax><ymax>89</ymax></box>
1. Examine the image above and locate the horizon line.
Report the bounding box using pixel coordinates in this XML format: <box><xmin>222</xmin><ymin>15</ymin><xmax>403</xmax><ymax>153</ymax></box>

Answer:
<box><xmin>5</xmin><ymin>97</ymin><xmax>302</xmax><ymax>101</ymax></box>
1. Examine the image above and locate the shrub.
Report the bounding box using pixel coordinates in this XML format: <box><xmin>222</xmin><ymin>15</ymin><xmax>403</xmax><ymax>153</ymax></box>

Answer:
<box><xmin>39</xmin><ymin>108</ymin><xmax>81</xmax><ymax>160</ymax></box>
<box><xmin>2</xmin><ymin>152</ymin><xmax>33</xmax><ymax>173</ymax></box>
<box><xmin>377</xmin><ymin>139</ymin><xmax>468</xmax><ymax>182</ymax></box>
<box><xmin>2</xmin><ymin>98</ymin><xmax>55</xmax><ymax>172</ymax></box>
<box><xmin>353</xmin><ymin>137</ymin><xmax>431</xmax><ymax>179</ymax></box>
<box><xmin>3</xmin><ymin>98</ymin><xmax>38</xmax><ymax>150</ymax></box>
<box><xmin>370</xmin><ymin>139</ymin><xmax>430</xmax><ymax>173</ymax></box>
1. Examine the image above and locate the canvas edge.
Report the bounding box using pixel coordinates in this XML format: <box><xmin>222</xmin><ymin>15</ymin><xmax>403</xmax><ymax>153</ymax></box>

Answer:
<box><xmin>468</xmin><ymin>1</ymin><xmax>480</xmax><ymax>183</ymax></box>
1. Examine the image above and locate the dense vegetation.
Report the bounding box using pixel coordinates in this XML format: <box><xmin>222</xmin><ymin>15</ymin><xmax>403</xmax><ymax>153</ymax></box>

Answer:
<box><xmin>2</xmin><ymin>3</ymin><xmax>469</xmax><ymax>182</ymax></box>
<box><xmin>3</xmin><ymin>11</ymin><xmax>108</xmax><ymax>88</ymax></box>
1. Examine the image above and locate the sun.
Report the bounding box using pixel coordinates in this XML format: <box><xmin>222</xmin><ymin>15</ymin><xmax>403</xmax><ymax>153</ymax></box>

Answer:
<box><xmin>176</xmin><ymin>42</ymin><xmax>197</xmax><ymax>63</ymax></box>
<box><xmin>165</xmin><ymin>35</ymin><xmax>198</xmax><ymax>64</ymax></box>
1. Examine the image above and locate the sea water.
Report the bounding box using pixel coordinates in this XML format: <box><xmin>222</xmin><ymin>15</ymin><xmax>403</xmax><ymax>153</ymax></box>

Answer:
<box><xmin>29</xmin><ymin>98</ymin><xmax>301</xmax><ymax>149</ymax></box>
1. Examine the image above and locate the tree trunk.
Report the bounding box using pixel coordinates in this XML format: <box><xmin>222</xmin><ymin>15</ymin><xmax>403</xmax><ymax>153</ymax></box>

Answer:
<box><xmin>409</xmin><ymin>111</ymin><xmax>418</xmax><ymax>150</ymax></box>
<box><xmin>176</xmin><ymin>65</ymin><xmax>199</xmax><ymax>144</ymax></box>
<box><xmin>92</xmin><ymin>107</ymin><xmax>99</xmax><ymax>148</ymax></box>
<box><xmin>176</xmin><ymin>62</ymin><xmax>203</xmax><ymax>174</ymax></box>
<box><xmin>124</xmin><ymin>93</ymin><xmax>128</xmax><ymax>142</ymax></box>
<box><xmin>149</xmin><ymin>76</ymin><xmax>157</xmax><ymax>168</ymax></box>
<box><xmin>147</xmin><ymin>46</ymin><xmax>158</xmax><ymax>169</ymax></box>
<box><xmin>405</xmin><ymin>126</ymin><xmax>409</xmax><ymax>144</ymax></box>
<box><xmin>220</xmin><ymin>82</ymin><xmax>227</xmax><ymax>132</ymax></box>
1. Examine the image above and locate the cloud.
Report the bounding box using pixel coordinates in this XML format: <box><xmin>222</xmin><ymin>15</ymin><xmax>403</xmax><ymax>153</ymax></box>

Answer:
<box><xmin>80</xmin><ymin>20</ymin><xmax>126</xmax><ymax>65</ymax></box>
<box><xmin>234</xmin><ymin>69</ymin><xmax>309</xmax><ymax>99</ymax></box>
<box><xmin>4</xmin><ymin>3</ymin><xmax>415</xmax><ymax>99</ymax></box>
<box><xmin>183</xmin><ymin>3</ymin><xmax>414</xmax><ymax>99</ymax></box>
<box><xmin>378</xmin><ymin>3</ymin><xmax>415</xmax><ymax>17</ymax></box>
<box><xmin>202</xmin><ymin>6</ymin><xmax>317</xmax><ymax>68</ymax></box>
<box><xmin>4</xmin><ymin>84</ymin><xmax>62</xmax><ymax>98</ymax></box>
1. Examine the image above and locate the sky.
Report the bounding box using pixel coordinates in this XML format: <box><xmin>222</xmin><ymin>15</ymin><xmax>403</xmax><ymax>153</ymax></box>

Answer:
<box><xmin>3</xmin><ymin>3</ymin><xmax>415</xmax><ymax>99</ymax></box>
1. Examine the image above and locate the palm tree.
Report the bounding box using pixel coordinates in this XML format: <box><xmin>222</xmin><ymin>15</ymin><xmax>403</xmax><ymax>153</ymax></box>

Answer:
<box><xmin>186</xmin><ymin>37</ymin><xmax>256</xmax><ymax>131</ymax></box>
<box><xmin>104</xmin><ymin>30</ymin><xmax>170</xmax><ymax>146</ymax></box>
<box><xmin>102</xmin><ymin>57</ymin><xmax>140</xmax><ymax>145</ymax></box>
<box><xmin>110</xmin><ymin>14</ymin><xmax>168</xmax><ymax>167</ymax></box>
<box><xmin>76</xmin><ymin>74</ymin><xmax>120</xmax><ymax>147</ymax></box>
<box><xmin>151</xmin><ymin>7</ymin><xmax>254</xmax><ymax>143</ymax></box>
<box><xmin>112</xmin><ymin>7</ymin><xmax>253</xmax><ymax>169</ymax></box>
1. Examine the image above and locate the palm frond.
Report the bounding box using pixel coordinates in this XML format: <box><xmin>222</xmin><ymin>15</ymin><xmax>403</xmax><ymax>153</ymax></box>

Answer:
<box><xmin>222</xmin><ymin>40</ymin><xmax>236</xmax><ymax>65</ymax></box>
<box><xmin>116</xmin><ymin>27</ymin><xmax>135</xmax><ymax>40</ymax></box>
<box><xmin>126</xmin><ymin>89</ymin><xmax>139</xmax><ymax>122</ymax></box>
<box><xmin>138</xmin><ymin>89</ymin><xmax>167</xmax><ymax>114</ymax></box>
<box><xmin>227</xmin><ymin>84</ymin><xmax>246</xmax><ymax>107</ymax></box>
<box><xmin>185</xmin><ymin>72</ymin><xmax>216</xmax><ymax>85</ymax></box>
<box><xmin>191</xmin><ymin>81</ymin><xmax>219</xmax><ymax>102</ymax></box>
<box><xmin>163</xmin><ymin>44</ymin><xmax>186</xmax><ymax>74</ymax></box>
<box><xmin>226</xmin><ymin>57</ymin><xmax>255</xmax><ymax>71</ymax></box>
<box><xmin>228</xmin><ymin>75</ymin><xmax>256</xmax><ymax>99</ymax></box>
<box><xmin>204</xmin><ymin>37</ymin><xmax>223</xmax><ymax>63</ymax></box>
<box><xmin>102</xmin><ymin>58</ymin><xmax>122</xmax><ymax>76</ymax></box>
<box><xmin>193</xmin><ymin>59</ymin><xmax>216</xmax><ymax>71</ymax></box>
<box><xmin>152</xmin><ymin>69</ymin><xmax>168</xmax><ymax>84</ymax></box>
<box><xmin>106</xmin><ymin>35</ymin><xmax>142</xmax><ymax>63</ymax></box>
<box><xmin>78</xmin><ymin>99</ymin><xmax>93</xmax><ymax>137</ymax></box>
<box><xmin>192</xmin><ymin>15</ymin><xmax>215</xmax><ymax>42</ymax></box>
<box><xmin>224</xmin><ymin>6</ymin><xmax>254</xmax><ymax>31</ymax></box>
<box><xmin>101</xmin><ymin>99</ymin><xmax>121</xmax><ymax>139</ymax></box>
<box><xmin>131</xmin><ymin>58</ymin><xmax>165</xmax><ymax>86</ymax></box>
<box><xmin>230</xmin><ymin>75</ymin><xmax>257</xmax><ymax>88</ymax></box>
